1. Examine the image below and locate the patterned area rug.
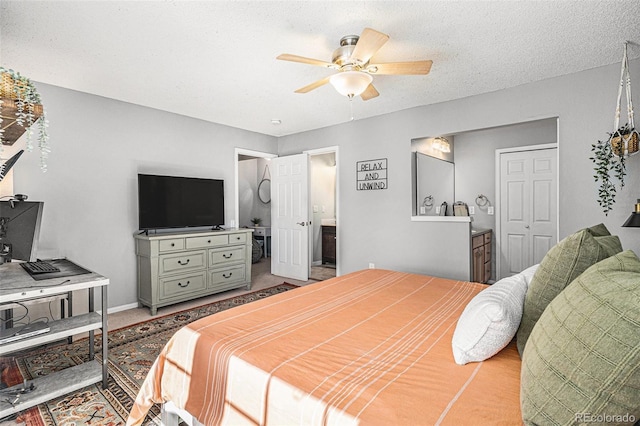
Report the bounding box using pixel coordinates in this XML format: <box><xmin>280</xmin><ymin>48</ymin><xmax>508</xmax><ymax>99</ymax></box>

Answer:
<box><xmin>0</xmin><ymin>283</ymin><xmax>298</xmax><ymax>426</ymax></box>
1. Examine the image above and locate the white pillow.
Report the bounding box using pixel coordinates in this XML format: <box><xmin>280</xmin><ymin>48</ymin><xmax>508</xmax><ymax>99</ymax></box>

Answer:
<box><xmin>452</xmin><ymin>273</ymin><xmax>528</xmax><ymax>365</ymax></box>
<box><xmin>520</xmin><ymin>263</ymin><xmax>539</xmax><ymax>288</ymax></box>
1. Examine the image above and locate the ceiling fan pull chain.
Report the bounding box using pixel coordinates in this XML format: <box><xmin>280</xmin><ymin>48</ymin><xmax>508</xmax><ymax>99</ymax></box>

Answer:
<box><xmin>349</xmin><ymin>96</ymin><xmax>355</xmax><ymax>121</ymax></box>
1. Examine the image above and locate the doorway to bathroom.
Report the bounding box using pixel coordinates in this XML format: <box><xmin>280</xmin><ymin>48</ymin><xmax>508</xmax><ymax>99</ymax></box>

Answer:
<box><xmin>307</xmin><ymin>147</ymin><xmax>338</xmax><ymax>281</ymax></box>
<box><xmin>235</xmin><ymin>147</ymin><xmax>339</xmax><ymax>281</ymax></box>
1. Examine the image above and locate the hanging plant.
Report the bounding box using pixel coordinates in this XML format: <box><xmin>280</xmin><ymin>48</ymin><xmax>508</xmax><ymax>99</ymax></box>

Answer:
<box><xmin>0</xmin><ymin>67</ymin><xmax>50</xmax><ymax>171</ymax></box>
<box><xmin>610</xmin><ymin>123</ymin><xmax>639</xmax><ymax>156</ymax></box>
<box><xmin>590</xmin><ymin>42</ymin><xmax>638</xmax><ymax>215</ymax></box>
<box><xmin>590</xmin><ymin>130</ymin><xmax>627</xmax><ymax>215</ymax></box>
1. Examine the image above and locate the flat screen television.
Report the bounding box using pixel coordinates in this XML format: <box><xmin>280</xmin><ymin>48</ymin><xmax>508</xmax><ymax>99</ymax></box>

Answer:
<box><xmin>138</xmin><ymin>174</ymin><xmax>225</xmax><ymax>231</ymax></box>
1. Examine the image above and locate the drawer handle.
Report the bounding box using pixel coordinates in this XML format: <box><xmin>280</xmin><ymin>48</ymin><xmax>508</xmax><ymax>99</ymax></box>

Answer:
<box><xmin>223</xmin><ymin>272</ymin><xmax>233</xmax><ymax>279</ymax></box>
<box><xmin>236</xmin><ymin>236</ymin><xmax>241</xmax><ymax>240</ymax></box>
<box><xmin>223</xmin><ymin>253</ymin><xmax>233</xmax><ymax>259</ymax></box>
<box><xmin>178</xmin><ymin>259</ymin><xmax>190</xmax><ymax>265</ymax></box>
<box><xmin>178</xmin><ymin>281</ymin><xmax>190</xmax><ymax>288</ymax></box>
<box><xmin>207</xmin><ymin>240</ymin><xmax>212</xmax><ymax>243</ymax></box>
<box><xmin>171</xmin><ymin>243</ymin><xmax>175</xmax><ymax>247</ymax></box>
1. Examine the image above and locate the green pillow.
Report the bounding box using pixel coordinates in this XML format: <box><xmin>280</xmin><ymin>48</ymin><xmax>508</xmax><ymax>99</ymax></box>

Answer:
<box><xmin>586</xmin><ymin>222</ymin><xmax>611</xmax><ymax>237</ymax></box>
<box><xmin>516</xmin><ymin>230</ymin><xmax>620</xmax><ymax>355</ymax></box>
<box><xmin>595</xmin><ymin>235</ymin><xmax>623</xmax><ymax>258</ymax></box>
<box><xmin>521</xmin><ymin>250</ymin><xmax>640</xmax><ymax>425</ymax></box>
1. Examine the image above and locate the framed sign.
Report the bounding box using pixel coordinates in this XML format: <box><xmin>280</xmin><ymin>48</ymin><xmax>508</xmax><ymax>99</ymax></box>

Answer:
<box><xmin>356</xmin><ymin>158</ymin><xmax>387</xmax><ymax>190</ymax></box>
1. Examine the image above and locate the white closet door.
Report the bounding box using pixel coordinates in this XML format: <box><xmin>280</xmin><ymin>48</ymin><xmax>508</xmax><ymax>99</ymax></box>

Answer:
<box><xmin>499</xmin><ymin>147</ymin><xmax>557</xmax><ymax>278</ymax></box>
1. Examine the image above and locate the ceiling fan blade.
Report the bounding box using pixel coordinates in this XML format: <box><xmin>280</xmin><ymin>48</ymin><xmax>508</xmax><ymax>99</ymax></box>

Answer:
<box><xmin>368</xmin><ymin>60</ymin><xmax>433</xmax><ymax>75</ymax></box>
<box><xmin>294</xmin><ymin>75</ymin><xmax>332</xmax><ymax>93</ymax></box>
<box><xmin>276</xmin><ymin>53</ymin><xmax>334</xmax><ymax>68</ymax></box>
<box><xmin>350</xmin><ymin>28</ymin><xmax>389</xmax><ymax>64</ymax></box>
<box><xmin>360</xmin><ymin>84</ymin><xmax>379</xmax><ymax>101</ymax></box>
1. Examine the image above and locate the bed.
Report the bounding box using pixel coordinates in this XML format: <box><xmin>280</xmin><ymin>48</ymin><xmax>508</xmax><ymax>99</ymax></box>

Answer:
<box><xmin>126</xmin><ymin>269</ymin><xmax>522</xmax><ymax>425</ymax></box>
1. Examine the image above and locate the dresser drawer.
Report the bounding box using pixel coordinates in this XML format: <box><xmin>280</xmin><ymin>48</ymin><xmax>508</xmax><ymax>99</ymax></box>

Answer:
<box><xmin>484</xmin><ymin>261</ymin><xmax>492</xmax><ymax>283</ymax></box>
<box><xmin>472</xmin><ymin>235</ymin><xmax>484</xmax><ymax>249</ymax></box>
<box><xmin>209</xmin><ymin>265</ymin><xmax>246</xmax><ymax>287</ymax></box>
<box><xmin>228</xmin><ymin>233</ymin><xmax>247</xmax><ymax>245</ymax></box>
<box><xmin>159</xmin><ymin>250</ymin><xmax>207</xmax><ymax>275</ymax></box>
<box><xmin>159</xmin><ymin>238</ymin><xmax>184</xmax><ymax>252</ymax></box>
<box><xmin>484</xmin><ymin>232</ymin><xmax>492</xmax><ymax>244</ymax></box>
<box><xmin>209</xmin><ymin>246</ymin><xmax>245</xmax><ymax>267</ymax></box>
<box><xmin>484</xmin><ymin>242</ymin><xmax>491</xmax><ymax>262</ymax></box>
<box><xmin>186</xmin><ymin>234</ymin><xmax>229</xmax><ymax>249</ymax></box>
<box><xmin>159</xmin><ymin>271</ymin><xmax>207</xmax><ymax>301</ymax></box>
<box><xmin>252</xmin><ymin>227</ymin><xmax>271</xmax><ymax>237</ymax></box>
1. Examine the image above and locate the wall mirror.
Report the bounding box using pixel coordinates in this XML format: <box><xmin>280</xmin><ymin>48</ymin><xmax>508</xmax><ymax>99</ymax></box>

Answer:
<box><xmin>411</xmin><ymin>136</ymin><xmax>455</xmax><ymax>216</ymax></box>
<box><xmin>258</xmin><ymin>178</ymin><xmax>270</xmax><ymax>204</ymax></box>
<box><xmin>257</xmin><ymin>164</ymin><xmax>271</xmax><ymax>204</ymax></box>
<box><xmin>414</xmin><ymin>152</ymin><xmax>454</xmax><ymax>215</ymax></box>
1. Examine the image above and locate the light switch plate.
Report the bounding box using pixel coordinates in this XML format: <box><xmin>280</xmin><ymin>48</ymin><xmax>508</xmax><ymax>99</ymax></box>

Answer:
<box><xmin>488</xmin><ymin>206</ymin><xmax>494</xmax><ymax>215</ymax></box>
<box><xmin>469</xmin><ymin>206</ymin><xmax>475</xmax><ymax>215</ymax></box>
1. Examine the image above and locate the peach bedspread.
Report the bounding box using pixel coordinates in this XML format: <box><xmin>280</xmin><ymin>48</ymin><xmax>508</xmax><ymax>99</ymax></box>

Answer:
<box><xmin>127</xmin><ymin>269</ymin><xmax>522</xmax><ymax>425</ymax></box>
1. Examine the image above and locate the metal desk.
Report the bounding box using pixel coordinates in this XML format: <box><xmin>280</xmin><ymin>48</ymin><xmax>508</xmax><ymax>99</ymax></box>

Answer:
<box><xmin>0</xmin><ymin>261</ymin><xmax>109</xmax><ymax>419</ymax></box>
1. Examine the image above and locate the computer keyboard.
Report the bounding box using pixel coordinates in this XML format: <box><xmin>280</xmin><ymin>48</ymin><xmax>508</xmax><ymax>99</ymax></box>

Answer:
<box><xmin>21</xmin><ymin>260</ymin><xmax>61</xmax><ymax>274</ymax></box>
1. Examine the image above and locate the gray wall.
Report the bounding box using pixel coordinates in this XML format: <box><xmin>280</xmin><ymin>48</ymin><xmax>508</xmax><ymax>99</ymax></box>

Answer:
<box><xmin>279</xmin><ymin>58</ymin><xmax>640</xmax><ymax>280</ymax></box>
<box><xmin>454</xmin><ymin>118</ymin><xmax>558</xmax><ymax>231</ymax></box>
<box><xmin>13</xmin><ymin>83</ymin><xmax>278</xmax><ymax>309</ymax></box>
<box><xmin>11</xmin><ymin>58</ymin><xmax>640</xmax><ymax>309</ymax></box>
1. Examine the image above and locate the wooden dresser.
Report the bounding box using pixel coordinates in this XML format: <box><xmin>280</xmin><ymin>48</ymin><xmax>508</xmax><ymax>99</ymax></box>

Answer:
<box><xmin>472</xmin><ymin>229</ymin><xmax>492</xmax><ymax>284</ymax></box>
<box><xmin>134</xmin><ymin>228</ymin><xmax>252</xmax><ymax>315</ymax></box>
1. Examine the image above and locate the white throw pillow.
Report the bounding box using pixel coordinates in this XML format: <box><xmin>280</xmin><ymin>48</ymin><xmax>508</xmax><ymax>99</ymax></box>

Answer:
<box><xmin>520</xmin><ymin>263</ymin><xmax>539</xmax><ymax>288</ymax></box>
<box><xmin>452</xmin><ymin>273</ymin><xmax>529</xmax><ymax>365</ymax></box>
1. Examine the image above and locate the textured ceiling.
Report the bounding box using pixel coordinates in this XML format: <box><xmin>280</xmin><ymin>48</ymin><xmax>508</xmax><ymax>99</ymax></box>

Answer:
<box><xmin>1</xmin><ymin>1</ymin><xmax>639</xmax><ymax>137</ymax></box>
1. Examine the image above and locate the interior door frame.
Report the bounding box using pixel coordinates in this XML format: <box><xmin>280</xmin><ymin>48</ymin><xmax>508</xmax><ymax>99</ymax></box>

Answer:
<box><xmin>494</xmin><ymin>142</ymin><xmax>559</xmax><ymax>280</ymax></box>
<box><xmin>304</xmin><ymin>146</ymin><xmax>340</xmax><ymax>277</ymax></box>
<box><xmin>233</xmin><ymin>148</ymin><xmax>278</xmax><ymax>229</ymax></box>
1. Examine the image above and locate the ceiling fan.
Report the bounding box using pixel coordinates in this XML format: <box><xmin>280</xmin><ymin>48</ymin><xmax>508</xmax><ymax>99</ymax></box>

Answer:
<box><xmin>277</xmin><ymin>27</ymin><xmax>432</xmax><ymax>101</ymax></box>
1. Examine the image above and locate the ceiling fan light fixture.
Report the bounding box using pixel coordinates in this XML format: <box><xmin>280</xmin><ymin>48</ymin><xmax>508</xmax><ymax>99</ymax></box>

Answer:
<box><xmin>329</xmin><ymin>71</ymin><xmax>373</xmax><ymax>98</ymax></box>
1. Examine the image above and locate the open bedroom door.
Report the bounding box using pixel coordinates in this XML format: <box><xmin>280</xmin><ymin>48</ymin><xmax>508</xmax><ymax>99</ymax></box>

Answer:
<box><xmin>271</xmin><ymin>153</ymin><xmax>310</xmax><ymax>281</ymax></box>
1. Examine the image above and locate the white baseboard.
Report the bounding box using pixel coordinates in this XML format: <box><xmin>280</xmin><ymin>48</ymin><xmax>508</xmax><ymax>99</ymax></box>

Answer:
<box><xmin>107</xmin><ymin>302</ymin><xmax>139</xmax><ymax>315</ymax></box>
<box><xmin>311</xmin><ymin>260</ymin><xmax>322</xmax><ymax>266</ymax></box>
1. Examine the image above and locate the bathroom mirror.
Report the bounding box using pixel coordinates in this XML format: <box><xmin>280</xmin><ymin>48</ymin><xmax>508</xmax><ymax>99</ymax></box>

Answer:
<box><xmin>258</xmin><ymin>178</ymin><xmax>271</xmax><ymax>204</ymax></box>
<box><xmin>411</xmin><ymin>135</ymin><xmax>456</xmax><ymax>217</ymax></box>
<box><xmin>414</xmin><ymin>152</ymin><xmax>454</xmax><ymax>215</ymax></box>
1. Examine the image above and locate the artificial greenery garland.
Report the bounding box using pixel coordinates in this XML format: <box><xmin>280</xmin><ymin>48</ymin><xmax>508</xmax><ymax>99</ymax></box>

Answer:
<box><xmin>0</xmin><ymin>67</ymin><xmax>50</xmax><ymax>171</ymax></box>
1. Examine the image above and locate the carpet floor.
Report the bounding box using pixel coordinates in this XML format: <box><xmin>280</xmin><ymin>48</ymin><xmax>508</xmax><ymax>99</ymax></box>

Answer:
<box><xmin>0</xmin><ymin>283</ymin><xmax>298</xmax><ymax>426</ymax></box>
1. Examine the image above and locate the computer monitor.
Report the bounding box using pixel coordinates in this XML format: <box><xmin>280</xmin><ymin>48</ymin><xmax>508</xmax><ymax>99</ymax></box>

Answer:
<box><xmin>0</xmin><ymin>200</ymin><xmax>44</xmax><ymax>262</ymax></box>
